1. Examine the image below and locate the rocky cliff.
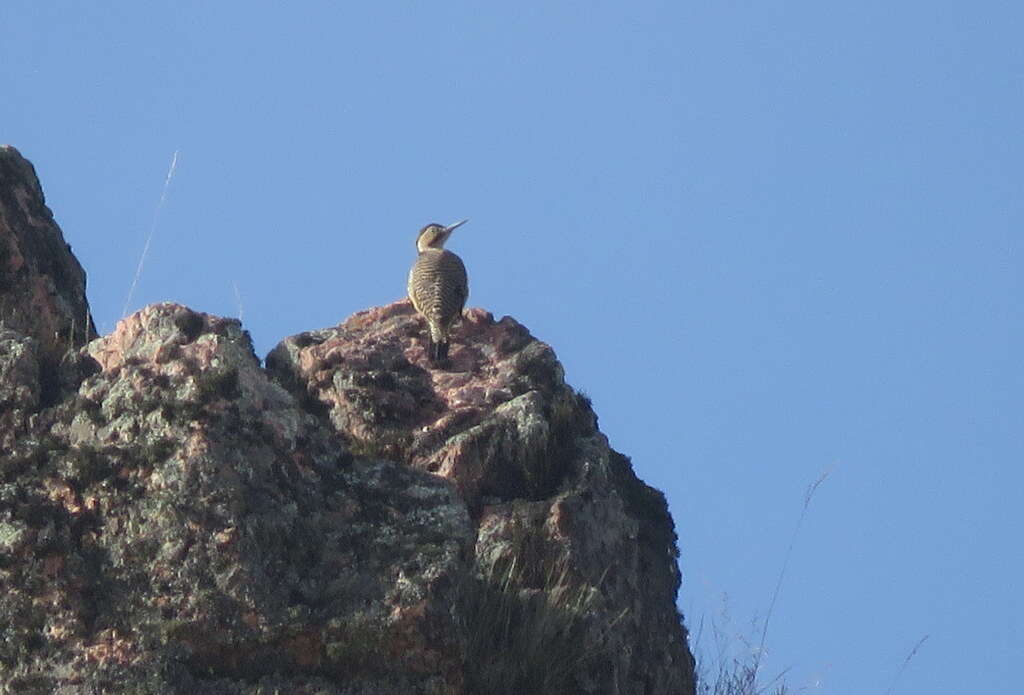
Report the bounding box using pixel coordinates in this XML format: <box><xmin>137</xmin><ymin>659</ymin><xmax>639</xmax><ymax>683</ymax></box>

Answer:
<box><xmin>0</xmin><ymin>146</ymin><xmax>695</xmax><ymax>695</ymax></box>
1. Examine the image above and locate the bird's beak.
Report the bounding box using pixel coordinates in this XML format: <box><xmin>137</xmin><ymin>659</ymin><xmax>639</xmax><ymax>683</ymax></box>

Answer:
<box><xmin>445</xmin><ymin>219</ymin><xmax>469</xmax><ymax>233</ymax></box>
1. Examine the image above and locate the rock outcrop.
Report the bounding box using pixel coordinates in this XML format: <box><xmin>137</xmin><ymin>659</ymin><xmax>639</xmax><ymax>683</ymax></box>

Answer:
<box><xmin>0</xmin><ymin>147</ymin><xmax>695</xmax><ymax>694</ymax></box>
<box><xmin>0</xmin><ymin>146</ymin><xmax>96</xmax><ymax>372</ymax></box>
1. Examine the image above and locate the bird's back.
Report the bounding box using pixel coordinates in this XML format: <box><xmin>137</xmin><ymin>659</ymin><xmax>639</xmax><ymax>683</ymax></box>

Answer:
<box><xmin>407</xmin><ymin>248</ymin><xmax>468</xmax><ymax>333</ymax></box>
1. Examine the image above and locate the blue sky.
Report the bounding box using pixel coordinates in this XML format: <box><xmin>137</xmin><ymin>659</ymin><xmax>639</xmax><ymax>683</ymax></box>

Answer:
<box><xmin>3</xmin><ymin>2</ymin><xmax>1022</xmax><ymax>692</ymax></box>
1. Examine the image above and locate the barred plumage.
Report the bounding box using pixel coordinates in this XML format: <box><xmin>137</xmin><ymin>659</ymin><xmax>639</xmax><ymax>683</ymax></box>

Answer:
<box><xmin>408</xmin><ymin>220</ymin><xmax>469</xmax><ymax>363</ymax></box>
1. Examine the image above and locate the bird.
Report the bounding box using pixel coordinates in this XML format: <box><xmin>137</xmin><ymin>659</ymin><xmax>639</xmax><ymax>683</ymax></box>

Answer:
<box><xmin>407</xmin><ymin>219</ymin><xmax>469</xmax><ymax>364</ymax></box>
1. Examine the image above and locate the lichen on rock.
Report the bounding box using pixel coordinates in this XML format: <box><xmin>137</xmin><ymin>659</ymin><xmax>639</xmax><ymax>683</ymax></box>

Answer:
<box><xmin>2</xmin><ymin>303</ymin><xmax>473</xmax><ymax>694</ymax></box>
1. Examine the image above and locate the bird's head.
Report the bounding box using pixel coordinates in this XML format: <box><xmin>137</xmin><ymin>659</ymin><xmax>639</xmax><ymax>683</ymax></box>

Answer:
<box><xmin>416</xmin><ymin>219</ymin><xmax>468</xmax><ymax>252</ymax></box>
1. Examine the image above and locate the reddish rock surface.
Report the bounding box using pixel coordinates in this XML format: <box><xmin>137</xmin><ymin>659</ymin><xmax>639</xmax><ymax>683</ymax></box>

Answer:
<box><xmin>267</xmin><ymin>301</ymin><xmax>572</xmax><ymax>505</ymax></box>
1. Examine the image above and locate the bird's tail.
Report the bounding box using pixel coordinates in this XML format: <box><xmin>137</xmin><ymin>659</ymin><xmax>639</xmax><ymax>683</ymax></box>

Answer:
<box><xmin>428</xmin><ymin>323</ymin><xmax>449</xmax><ymax>364</ymax></box>
<box><xmin>429</xmin><ymin>339</ymin><xmax>449</xmax><ymax>363</ymax></box>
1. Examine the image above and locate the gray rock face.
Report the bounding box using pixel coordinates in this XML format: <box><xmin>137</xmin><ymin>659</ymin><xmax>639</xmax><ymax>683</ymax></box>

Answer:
<box><xmin>0</xmin><ymin>148</ymin><xmax>695</xmax><ymax>694</ymax></box>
